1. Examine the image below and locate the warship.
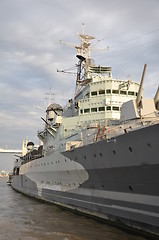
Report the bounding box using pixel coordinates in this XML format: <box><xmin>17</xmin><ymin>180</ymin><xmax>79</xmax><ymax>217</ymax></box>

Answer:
<box><xmin>11</xmin><ymin>26</ymin><xmax>159</xmax><ymax>237</ymax></box>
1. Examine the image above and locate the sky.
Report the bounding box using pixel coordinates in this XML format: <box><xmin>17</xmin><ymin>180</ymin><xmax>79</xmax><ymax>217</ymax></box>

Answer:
<box><xmin>0</xmin><ymin>0</ymin><xmax>159</xmax><ymax>149</ymax></box>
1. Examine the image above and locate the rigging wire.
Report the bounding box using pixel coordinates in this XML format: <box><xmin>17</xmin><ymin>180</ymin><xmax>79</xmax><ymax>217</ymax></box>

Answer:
<box><xmin>111</xmin><ymin>27</ymin><xmax>159</xmax><ymax>49</ymax></box>
<box><xmin>92</xmin><ymin>26</ymin><xmax>159</xmax><ymax>57</ymax></box>
<box><xmin>57</xmin><ymin>64</ymin><xmax>77</xmax><ymax>75</ymax></box>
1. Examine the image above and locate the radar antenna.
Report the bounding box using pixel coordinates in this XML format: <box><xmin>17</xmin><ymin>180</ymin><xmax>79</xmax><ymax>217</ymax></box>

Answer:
<box><xmin>59</xmin><ymin>23</ymin><xmax>109</xmax><ymax>96</ymax></box>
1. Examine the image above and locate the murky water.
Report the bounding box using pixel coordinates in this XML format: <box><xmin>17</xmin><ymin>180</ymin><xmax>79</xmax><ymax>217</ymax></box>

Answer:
<box><xmin>0</xmin><ymin>177</ymin><xmax>147</xmax><ymax>240</ymax></box>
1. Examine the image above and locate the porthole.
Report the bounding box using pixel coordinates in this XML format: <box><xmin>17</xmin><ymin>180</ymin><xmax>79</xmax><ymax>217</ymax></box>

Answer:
<box><xmin>129</xmin><ymin>147</ymin><xmax>133</xmax><ymax>152</ymax></box>
<box><xmin>129</xmin><ymin>186</ymin><xmax>133</xmax><ymax>191</ymax></box>
<box><xmin>124</xmin><ymin>129</ymin><xmax>128</xmax><ymax>133</ymax></box>
<box><xmin>147</xmin><ymin>143</ymin><xmax>151</xmax><ymax>148</ymax></box>
<box><xmin>113</xmin><ymin>150</ymin><xmax>116</xmax><ymax>155</ymax></box>
<box><xmin>100</xmin><ymin>153</ymin><xmax>102</xmax><ymax>157</ymax></box>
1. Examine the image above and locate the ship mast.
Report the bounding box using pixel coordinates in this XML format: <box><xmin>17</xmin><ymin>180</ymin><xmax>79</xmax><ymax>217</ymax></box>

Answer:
<box><xmin>75</xmin><ymin>23</ymin><xmax>95</xmax><ymax>96</ymax></box>
<box><xmin>59</xmin><ymin>23</ymin><xmax>109</xmax><ymax>97</ymax></box>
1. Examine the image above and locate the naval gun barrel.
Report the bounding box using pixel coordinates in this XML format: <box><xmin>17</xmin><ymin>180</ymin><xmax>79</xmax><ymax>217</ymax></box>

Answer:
<box><xmin>41</xmin><ymin>117</ymin><xmax>51</xmax><ymax>126</ymax></box>
<box><xmin>154</xmin><ymin>86</ymin><xmax>159</xmax><ymax>104</ymax></box>
<box><xmin>154</xmin><ymin>86</ymin><xmax>159</xmax><ymax>110</ymax></box>
<box><xmin>136</xmin><ymin>64</ymin><xmax>147</xmax><ymax>107</ymax></box>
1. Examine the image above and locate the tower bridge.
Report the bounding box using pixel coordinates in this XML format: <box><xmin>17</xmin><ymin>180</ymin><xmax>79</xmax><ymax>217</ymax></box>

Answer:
<box><xmin>0</xmin><ymin>149</ymin><xmax>22</xmax><ymax>154</ymax></box>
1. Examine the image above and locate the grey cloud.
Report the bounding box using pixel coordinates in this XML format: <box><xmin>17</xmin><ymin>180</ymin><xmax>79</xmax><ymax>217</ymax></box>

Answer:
<box><xmin>0</xmin><ymin>0</ymin><xmax>159</xmax><ymax>149</ymax></box>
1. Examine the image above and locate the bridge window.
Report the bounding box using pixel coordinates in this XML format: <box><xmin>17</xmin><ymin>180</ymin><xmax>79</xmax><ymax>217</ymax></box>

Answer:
<box><xmin>99</xmin><ymin>107</ymin><xmax>105</xmax><ymax>112</ymax></box>
<box><xmin>128</xmin><ymin>91</ymin><xmax>134</xmax><ymax>96</ymax></box>
<box><xmin>99</xmin><ymin>90</ymin><xmax>105</xmax><ymax>95</ymax></box>
<box><xmin>84</xmin><ymin>108</ymin><xmax>90</xmax><ymax>113</ymax></box>
<box><xmin>112</xmin><ymin>106</ymin><xmax>120</xmax><ymax>111</ymax></box>
<box><xmin>106</xmin><ymin>89</ymin><xmax>111</xmax><ymax>94</ymax></box>
<box><xmin>112</xmin><ymin>90</ymin><xmax>119</xmax><ymax>94</ymax></box>
<box><xmin>120</xmin><ymin>90</ymin><xmax>127</xmax><ymax>95</ymax></box>
<box><xmin>91</xmin><ymin>107</ymin><xmax>97</xmax><ymax>112</ymax></box>
<box><xmin>106</xmin><ymin>106</ymin><xmax>111</xmax><ymax>110</ymax></box>
<box><xmin>91</xmin><ymin>91</ymin><xmax>97</xmax><ymax>96</ymax></box>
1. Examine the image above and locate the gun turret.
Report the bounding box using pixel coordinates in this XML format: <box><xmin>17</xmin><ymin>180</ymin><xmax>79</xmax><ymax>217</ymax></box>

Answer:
<box><xmin>120</xmin><ymin>64</ymin><xmax>158</xmax><ymax>122</ymax></box>
<box><xmin>136</xmin><ymin>64</ymin><xmax>147</xmax><ymax>107</ymax></box>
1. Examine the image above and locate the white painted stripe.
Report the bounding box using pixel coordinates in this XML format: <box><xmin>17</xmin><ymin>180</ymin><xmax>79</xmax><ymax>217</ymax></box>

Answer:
<box><xmin>44</xmin><ymin>191</ymin><xmax>159</xmax><ymax>218</ymax></box>
<box><xmin>70</xmin><ymin>188</ymin><xmax>159</xmax><ymax>206</ymax></box>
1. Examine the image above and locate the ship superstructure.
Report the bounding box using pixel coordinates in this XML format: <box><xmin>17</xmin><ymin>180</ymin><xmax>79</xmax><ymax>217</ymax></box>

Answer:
<box><xmin>37</xmin><ymin>26</ymin><xmax>140</xmax><ymax>153</ymax></box>
<box><xmin>11</xmin><ymin>25</ymin><xmax>159</xmax><ymax>237</ymax></box>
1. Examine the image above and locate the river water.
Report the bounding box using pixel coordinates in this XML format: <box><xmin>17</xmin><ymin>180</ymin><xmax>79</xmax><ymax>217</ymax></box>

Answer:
<box><xmin>0</xmin><ymin>177</ymin><xmax>147</xmax><ymax>240</ymax></box>
<box><xmin>0</xmin><ymin>153</ymin><xmax>147</xmax><ymax>240</ymax></box>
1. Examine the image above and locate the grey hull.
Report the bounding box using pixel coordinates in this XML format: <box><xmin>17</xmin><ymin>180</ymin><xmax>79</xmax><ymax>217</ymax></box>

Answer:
<box><xmin>11</xmin><ymin>124</ymin><xmax>159</xmax><ymax>237</ymax></box>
